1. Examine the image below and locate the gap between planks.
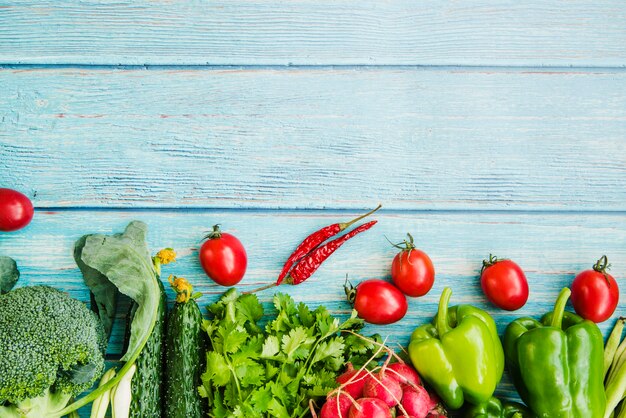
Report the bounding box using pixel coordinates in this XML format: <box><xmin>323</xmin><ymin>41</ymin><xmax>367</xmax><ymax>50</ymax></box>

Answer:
<box><xmin>3</xmin><ymin>64</ymin><xmax>626</xmax><ymax>72</ymax></box>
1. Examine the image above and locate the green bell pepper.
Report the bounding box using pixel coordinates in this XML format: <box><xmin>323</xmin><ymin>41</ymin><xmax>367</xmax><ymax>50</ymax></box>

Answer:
<box><xmin>463</xmin><ymin>396</ymin><xmax>535</xmax><ymax>418</ymax></box>
<box><xmin>408</xmin><ymin>287</ymin><xmax>504</xmax><ymax>410</ymax></box>
<box><xmin>503</xmin><ymin>287</ymin><xmax>606</xmax><ymax>418</ymax></box>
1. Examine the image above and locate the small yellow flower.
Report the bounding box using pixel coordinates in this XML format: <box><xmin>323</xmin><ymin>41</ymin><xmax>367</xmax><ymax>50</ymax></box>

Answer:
<box><xmin>156</xmin><ymin>248</ymin><xmax>177</xmax><ymax>265</ymax></box>
<box><xmin>168</xmin><ymin>275</ymin><xmax>193</xmax><ymax>303</ymax></box>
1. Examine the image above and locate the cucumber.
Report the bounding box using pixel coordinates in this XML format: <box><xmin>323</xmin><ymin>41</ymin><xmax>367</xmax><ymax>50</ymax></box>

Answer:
<box><xmin>128</xmin><ymin>278</ymin><xmax>167</xmax><ymax>418</ymax></box>
<box><xmin>165</xmin><ymin>276</ymin><xmax>206</xmax><ymax>418</ymax></box>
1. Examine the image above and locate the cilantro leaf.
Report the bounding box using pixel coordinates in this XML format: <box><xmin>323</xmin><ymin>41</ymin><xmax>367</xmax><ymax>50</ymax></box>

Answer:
<box><xmin>212</xmin><ymin>390</ymin><xmax>228</xmax><ymax>418</ymax></box>
<box><xmin>261</xmin><ymin>335</ymin><xmax>280</xmax><ymax>358</ymax></box>
<box><xmin>298</xmin><ymin>302</ymin><xmax>315</xmax><ymax>328</ymax></box>
<box><xmin>265</xmin><ymin>362</ymin><xmax>279</xmax><ymax>380</ymax></box>
<box><xmin>236</xmin><ymin>293</ymin><xmax>264</xmax><ymax>334</ymax></box>
<box><xmin>249</xmin><ymin>386</ymin><xmax>272</xmax><ymax>413</ymax></box>
<box><xmin>274</xmin><ymin>293</ymin><xmax>298</xmax><ymax>317</ymax></box>
<box><xmin>315</xmin><ymin>307</ymin><xmax>340</xmax><ymax>338</ymax></box>
<box><xmin>311</xmin><ymin>337</ymin><xmax>345</xmax><ymax>370</ymax></box>
<box><xmin>203</xmin><ymin>352</ymin><xmax>231</xmax><ymax>386</ymax></box>
<box><xmin>267</xmin><ymin>398</ymin><xmax>290</xmax><ymax>418</ymax></box>
<box><xmin>236</xmin><ymin>361</ymin><xmax>266</xmax><ymax>387</ymax></box>
<box><xmin>281</xmin><ymin>327</ymin><xmax>314</xmax><ymax>360</ymax></box>
<box><xmin>214</xmin><ymin>322</ymin><xmax>248</xmax><ymax>354</ymax></box>
<box><xmin>208</xmin><ymin>288</ymin><xmax>240</xmax><ymax>318</ymax></box>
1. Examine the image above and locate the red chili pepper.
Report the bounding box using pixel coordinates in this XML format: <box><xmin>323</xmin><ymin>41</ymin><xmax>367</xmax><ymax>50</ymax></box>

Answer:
<box><xmin>276</xmin><ymin>205</ymin><xmax>381</xmax><ymax>285</ymax></box>
<box><xmin>286</xmin><ymin>220</ymin><xmax>378</xmax><ymax>285</ymax></box>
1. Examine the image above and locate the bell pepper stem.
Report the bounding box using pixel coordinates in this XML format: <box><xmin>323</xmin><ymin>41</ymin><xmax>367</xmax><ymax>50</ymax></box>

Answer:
<box><xmin>550</xmin><ymin>287</ymin><xmax>571</xmax><ymax>328</ymax></box>
<box><xmin>437</xmin><ymin>287</ymin><xmax>453</xmax><ymax>336</ymax></box>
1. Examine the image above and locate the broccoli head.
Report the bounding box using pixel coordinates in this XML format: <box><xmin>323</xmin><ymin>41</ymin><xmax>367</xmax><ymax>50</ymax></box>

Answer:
<box><xmin>0</xmin><ymin>286</ymin><xmax>107</xmax><ymax>415</ymax></box>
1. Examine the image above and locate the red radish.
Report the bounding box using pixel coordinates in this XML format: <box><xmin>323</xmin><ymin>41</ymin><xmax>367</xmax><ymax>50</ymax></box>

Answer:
<box><xmin>401</xmin><ymin>385</ymin><xmax>437</xmax><ymax>418</ymax></box>
<box><xmin>387</xmin><ymin>363</ymin><xmax>420</xmax><ymax>387</ymax></box>
<box><xmin>363</xmin><ymin>372</ymin><xmax>403</xmax><ymax>407</ymax></box>
<box><xmin>336</xmin><ymin>363</ymin><xmax>368</xmax><ymax>399</ymax></box>
<box><xmin>320</xmin><ymin>393</ymin><xmax>352</xmax><ymax>418</ymax></box>
<box><xmin>348</xmin><ymin>398</ymin><xmax>392</xmax><ymax>418</ymax></box>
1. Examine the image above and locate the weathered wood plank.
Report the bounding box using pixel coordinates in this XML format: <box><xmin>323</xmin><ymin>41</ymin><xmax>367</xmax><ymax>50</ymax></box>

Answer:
<box><xmin>2</xmin><ymin>67</ymin><xmax>626</xmax><ymax>210</ymax></box>
<box><xmin>2</xmin><ymin>209</ymin><xmax>625</xmax><ymax>413</ymax></box>
<box><xmin>1</xmin><ymin>1</ymin><xmax>625</xmax><ymax>66</ymax></box>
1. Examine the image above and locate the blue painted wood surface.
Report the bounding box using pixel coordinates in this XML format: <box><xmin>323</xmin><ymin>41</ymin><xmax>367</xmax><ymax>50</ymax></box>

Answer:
<box><xmin>2</xmin><ymin>67</ymin><xmax>626</xmax><ymax>210</ymax></box>
<box><xmin>1</xmin><ymin>1</ymin><xmax>626</xmax><ymax>416</ymax></box>
<box><xmin>1</xmin><ymin>1</ymin><xmax>626</xmax><ymax>66</ymax></box>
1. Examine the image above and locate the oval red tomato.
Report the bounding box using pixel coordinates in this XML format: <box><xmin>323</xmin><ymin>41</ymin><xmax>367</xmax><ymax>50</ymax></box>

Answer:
<box><xmin>346</xmin><ymin>279</ymin><xmax>407</xmax><ymax>325</ymax></box>
<box><xmin>480</xmin><ymin>255</ymin><xmax>529</xmax><ymax>311</ymax></box>
<box><xmin>0</xmin><ymin>188</ymin><xmax>34</xmax><ymax>232</ymax></box>
<box><xmin>199</xmin><ymin>225</ymin><xmax>247</xmax><ymax>286</ymax></box>
<box><xmin>390</xmin><ymin>234</ymin><xmax>435</xmax><ymax>297</ymax></box>
<box><xmin>571</xmin><ymin>255</ymin><xmax>619</xmax><ymax>323</ymax></box>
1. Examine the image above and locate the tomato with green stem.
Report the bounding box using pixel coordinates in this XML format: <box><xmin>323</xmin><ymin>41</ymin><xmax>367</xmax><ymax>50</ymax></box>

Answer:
<box><xmin>480</xmin><ymin>254</ymin><xmax>528</xmax><ymax>311</ymax></box>
<box><xmin>345</xmin><ymin>278</ymin><xmax>408</xmax><ymax>325</ymax></box>
<box><xmin>571</xmin><ymin>255</ymin><xmax>619</xmax><ymax>323</ymax></box>
<box><xmin>390</xmin><ymin>233</ymin><xmax>435</xmax><ymax>297</ymax></box>
<box><xmin>199</xmin><ymin>225</ymin><xmax>247</xmax><ymax>286</ymax></box>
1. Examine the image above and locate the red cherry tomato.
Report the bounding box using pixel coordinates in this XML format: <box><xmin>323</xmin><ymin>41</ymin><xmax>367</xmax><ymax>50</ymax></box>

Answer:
<box><xmin>390</xmin><ymin>233</ymin><xmax>435</xmax><ymax>297</ymax></box>
<box><xmin>199</xmin><ymin>225</ymin><xmax>247</xmax><ymax>286</ymax></box>
<box><xmin>346</xmin><ymin>279</ymin><xmax>408</xmax><ymax>325</ymax></box>
<box><xmin>480</xmin><ymin>255</ymin><xmax>529</xmax><ymax>311</ymax></box>
<box><xmin>571</xmin><ymin>255</ymin><xmax>619</xmax><ymax>323</ymax></box>
<box><xmin>0</xmin><ymin>188</ymin><xmax>34</xmax><ymax>232</ymax></box>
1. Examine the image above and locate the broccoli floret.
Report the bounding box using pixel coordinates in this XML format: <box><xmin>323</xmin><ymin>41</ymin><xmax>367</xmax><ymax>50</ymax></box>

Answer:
<box><xmin>0</xmin><ymin>286</ymin><xmax>107</xmax><ymax>415</ymax></box>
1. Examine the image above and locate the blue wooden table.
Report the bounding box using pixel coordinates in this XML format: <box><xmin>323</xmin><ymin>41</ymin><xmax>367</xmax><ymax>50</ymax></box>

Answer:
<box><xmin>1</xmin><ymin>1</ymin><xmax>626</xmax><ymax>416</ymax></box>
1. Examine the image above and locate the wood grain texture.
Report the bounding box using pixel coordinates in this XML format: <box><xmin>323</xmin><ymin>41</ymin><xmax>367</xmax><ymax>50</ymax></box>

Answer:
<box><xmin>2</xmin><ymin>67</ymin><xmax>626</xmax><ymax>210</ymax></box>
<box><xmin>1</xmin><ymin>209</ymin><xmax>625</xmax><ymax>415</ymax></box>
<box><xmin>1</xmin><ymin>1</ymin><xmax>625</xmax><ymax>66</ymax></box>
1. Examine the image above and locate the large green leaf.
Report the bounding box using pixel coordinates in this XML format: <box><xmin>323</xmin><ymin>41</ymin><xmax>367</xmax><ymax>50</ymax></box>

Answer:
<box><xmin>79</xmin><ymin>221</ymin><xmax>160</xmax><ymax>361</ymax></box>
<box><xmin>74</xmin><ymin>235</ymin><xmax>118</xmax><ymax>338</ymax></box>
<box><xmin>0</xmin><ymin>256</ymin><xmax>19</xmax><ymax>294</ymax></box>
<box><xmin>51</xmin><ymin>221</ymin><xmax>162</xmax><ymax>417</ymax></box>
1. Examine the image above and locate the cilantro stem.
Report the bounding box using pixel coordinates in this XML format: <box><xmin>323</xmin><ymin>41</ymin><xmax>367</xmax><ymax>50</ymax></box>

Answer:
<box><xmin>225</xmin><ymin>360</ymin><xmax>242</xmax><ymax>401</ymax></box>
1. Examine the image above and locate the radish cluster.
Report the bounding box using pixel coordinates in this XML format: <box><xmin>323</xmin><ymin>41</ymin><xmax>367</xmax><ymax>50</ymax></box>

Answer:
<box><xmin>317</xmin><ymin>362</ymin><xmax>446</xmax><ymax>418</ymax></box>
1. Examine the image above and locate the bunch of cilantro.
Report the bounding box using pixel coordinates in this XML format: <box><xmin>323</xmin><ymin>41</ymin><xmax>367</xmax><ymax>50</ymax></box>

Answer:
<box><xmin>199</xmin><ymin>288</ymin><xmax>382</xmax><ymax>418</ymax></box>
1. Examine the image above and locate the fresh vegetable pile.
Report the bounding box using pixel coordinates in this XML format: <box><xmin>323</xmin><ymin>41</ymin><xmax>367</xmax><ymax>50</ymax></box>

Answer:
<box><xmin>0</xmin><ymin>202</ymin><xmax>624</xmax><ymax>418</ymax></box>
<box><xmin>198</xmin><ymin>288</ymin><xmax>382</xmax><ymax>417</ymax></box>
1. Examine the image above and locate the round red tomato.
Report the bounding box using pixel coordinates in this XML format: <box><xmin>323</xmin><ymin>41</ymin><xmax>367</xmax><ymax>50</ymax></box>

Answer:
<box><xmin>0</xmin><ymin>188</ymin><xmax>34</xmax><ymax>232</ymax></box>
<box><xmin>390</xmin><ymin>234</ymin><xmax>435</xmax><ymax>297</ymax></box>
<box><xmin>199</xmin><ymin>225</ymin><xmax>247</xmax><ymax>286</ymax></box>
<box><xmin>571</xmin><ymin>255</ymin><xmax>619</xmax><ymax>323</ymax></box>
<box><xmin>480</xmin><ymin>255</ymin><xmax>529</xmax><ymax>311</ymax></box>
<box><xmin>346</xmin><ymin>279</ymin><xmax>407</xmax><ymax>325</ymax></box>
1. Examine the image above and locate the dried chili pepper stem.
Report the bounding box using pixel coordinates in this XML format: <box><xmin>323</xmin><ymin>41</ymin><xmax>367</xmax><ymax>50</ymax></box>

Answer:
<box><xmin>243</xmin><ymin>281</ymin><xmax>277</xmax><ymax>294</ymax></box>
<box><xmin>276</xmin><ymin>205</ymin><xmax>381</xmax><ymax>285</ymax></box>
